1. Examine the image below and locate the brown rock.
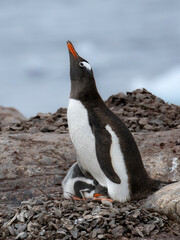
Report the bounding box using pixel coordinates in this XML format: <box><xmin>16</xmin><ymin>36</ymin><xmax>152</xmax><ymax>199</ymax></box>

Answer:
<box><xmin>139</xmin><ymin>117</ymin><xmax>148</xmax><ymax>126</ymax></box>
<box><xmin>112</xmin><ymin>226</ymin><xmax>125</xmax><ymax>238</ymax></box>
<box><xmin>144</xmin><ymin>181</ymin><xmax>180</xmax><ymax>223</ymax></box>
<box><xmin>0</xmin><ymin>132</ymin><xmax>75</xmax><ymax>206</ymax></box>
<box><xmin>144</xmin><ymin>124</ymin><xmax>154</xmax><ymax>130</ymax></box>
<box><xmin>0</xmin><ymin>106</ymin><xmax>26</xmax><ymax>125</ymax></box>
<box><xmin>105</xmin><ymin>89</ymin><xmax>180</xmax><ymax>133</ymax></box>
<box><xmin>135</xmin><ymin>129</ymin><xmax>180</xmax><ymax>182</ymax></box>
<box><xmin>126</xmin><ymin>117</ymin><xmax>139</xmax><ymax>123</ymax></box>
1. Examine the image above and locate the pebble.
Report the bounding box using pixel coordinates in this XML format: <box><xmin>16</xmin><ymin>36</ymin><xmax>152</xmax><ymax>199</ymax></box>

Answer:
<box><xmin>15</xmin><ymin>232</ymin><xmax>28</xmax><ymax>240</ymax></box>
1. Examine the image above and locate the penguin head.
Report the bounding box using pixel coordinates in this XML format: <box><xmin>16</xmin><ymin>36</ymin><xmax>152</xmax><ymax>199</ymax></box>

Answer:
<box><xmin>67</xmin><ymin>41</ymin><xmax>98</xmax><ymax>99</ymax></box>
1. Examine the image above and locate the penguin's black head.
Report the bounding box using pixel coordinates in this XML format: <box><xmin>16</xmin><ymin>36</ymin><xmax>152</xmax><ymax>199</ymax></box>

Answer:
<box><xmin>67</xmin><ymin>41</ymin><xmax>98</xmax><ymax>100</ymax></box>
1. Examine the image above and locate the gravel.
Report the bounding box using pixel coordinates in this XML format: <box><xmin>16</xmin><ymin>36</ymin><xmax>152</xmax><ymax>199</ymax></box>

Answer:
<box><xmin>0</xmin><ymin>193</ymin><xmax>180</xmax><ymax>239</ymax></box>
<box><xmin>105</xmin><ymin>88</ymin><xmax>180</xmax><ymax>132</ymax></box>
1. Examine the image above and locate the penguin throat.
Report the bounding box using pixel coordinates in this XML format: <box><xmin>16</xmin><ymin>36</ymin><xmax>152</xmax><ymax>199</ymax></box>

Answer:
<box><xmin>70</xmin><ymin>79</ymin><xmax>100</xmax><ymax>101</ymax></box>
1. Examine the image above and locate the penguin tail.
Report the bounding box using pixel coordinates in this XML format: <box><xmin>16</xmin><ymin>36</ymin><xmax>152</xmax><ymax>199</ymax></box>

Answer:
<box><xmin>151</xmin><ymin>179</ymin><xmax>177</xmax><ymax>191</ymax></box>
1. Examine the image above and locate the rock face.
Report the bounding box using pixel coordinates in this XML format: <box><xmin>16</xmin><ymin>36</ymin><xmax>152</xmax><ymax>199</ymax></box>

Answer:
<box><xmin>144</xmin><ymin>181</ymin><xmax>180</xmax><ymax>223</ymax></box>
<box><xmin>0</xmin><ymin>106</ymin><xmax>26</xmax><ymax>125</ymax></box>
<box><xmin>134</xmin><ymin>130</ymin><xmax>180</xmax><ymax>182</ymax></box>
<box><xmin>0</xmin><ymin>133</ymin><xmax>75</xmax><ymax>208</ymax></box>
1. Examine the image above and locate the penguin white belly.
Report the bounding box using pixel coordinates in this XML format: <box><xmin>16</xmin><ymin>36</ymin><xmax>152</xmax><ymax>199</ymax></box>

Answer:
<box><xmin>67</xmin><ymin>98</ymin><xmax>130</xmax><ymax>202</ymax></box>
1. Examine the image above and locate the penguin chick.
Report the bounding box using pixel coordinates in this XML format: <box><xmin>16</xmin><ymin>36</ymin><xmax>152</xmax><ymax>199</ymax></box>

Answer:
<box><xmin>62</xmin><ymin>162</ymin><xmax>96</xmax><ymax>199</ymax></box>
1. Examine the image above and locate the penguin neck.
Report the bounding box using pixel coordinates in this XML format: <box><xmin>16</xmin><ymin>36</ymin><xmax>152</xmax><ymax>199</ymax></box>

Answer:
<box><xmin>70</xmin><ymin>80</ymin><xmax>104</xmax><ymax>105</ymax></box>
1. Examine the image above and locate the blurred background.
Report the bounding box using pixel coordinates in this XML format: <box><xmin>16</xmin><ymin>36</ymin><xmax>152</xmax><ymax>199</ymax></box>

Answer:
<box><xmin>0</xmin><ymin>0</ymin><xmax>180</xmax><ymax>118</ymax></box>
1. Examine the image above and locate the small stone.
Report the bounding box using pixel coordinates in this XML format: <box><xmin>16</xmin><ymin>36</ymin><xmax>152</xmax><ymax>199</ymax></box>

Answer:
<box><xmin>70</xmin><ymin>228</ymin><xmax>78</xmax><ymax>239</ymax></box>
<box><xmin>15</xmin><ymin>232</ymin><xmax>28</xmax><ymax>240</ymax></box>
<box><xmin>139</xmin><ymin>118</ymin><xmax>148</xmax><ymax>126</ymax></box>
<box><xmin>34</xmin><ymin>199</ymin><xmax>44</xmax><ymax>205</ymax></box>
<box><xmin>109</xmin><ymin>219</ymin><xmax>116</xmax><ymax>228</ymax></box>
<box><xmin>17</xmin><ymin>210</ymin><xmax>26</xmax><ymax>223</ymax></box>
<box><xmin>40</xmin><ymin>229</ymin><xmax>45</xmax><ymax>236</ymax></box>
<box><xmin>135</xmin><ymin>226</ymin><xmax>144</xmax><ymax>237</ymax></box>
<box><xmin>131</xmin><ymin>210</ymin><xmax>140</xmax><ymax>218</ymax></box>
<box><xmin>8</xmin><ymin>226</ymin><xmax>15</xmax><ymax>235</ymax></box>
<box><xmin>92</xmin><ymin>206</ymin><xmax>101</xmax><ymax>215</ymax></box>
<box><xmin>112</xmin><ymin>226</ymin><xmax>125</xmax><ymax>238</ymax></box>
<box><xmin>80</xmin><ymin>231</ymin><xmax>86</xmax><ymax>236</ymax></box>
<box><xmin>98</xmin><ymin>234</ymin><xmax>105</xmax><ymax>239</ymax></box>
<box><xmin>28</xmin><ymin>127</ymin><xmax>37</xmax><ymax>134</ymax></box>
<box><xmin>74</xmin><ymin>218</ymin><xmax>84</xmax><ymax>224</ymax></box>
<box><xmin>62</xmin><ymin>235</ymin><xmax>72</xmax><ymax>240</ymax></box>
<box><xmin>53</xmin><ymin>207</ymin><xmax>62</xmax><ymax>218</ymax></box>
<box><xmin>91</xmin><ymin>229</ymin><xmax>98</xmax><ymax>238</ymax></box>
<box><xmin>126</xmin><ymin>117</ymin><xmax>139</xmax><ymax>124</ymax></box>
<box><xmin>64</xmin><ymin>224</ymin><xmax>74</xmax><ymax>231</ymax></box>
<box><xmin>40</xmin><ymin>125</ymin><xmax>57</xmax><ymax>132</ymax></box>
<box><xmin>149</xmin><ymin>118</ymin><xmax>164</xmax><ymax>126</ymax></box>
<box><xmin>37</xmin><ymin>112</ymin><xmax>51</xmax><ymax>118</ymax></box>
<box><xmin>101</xmin><ymin>199</ymin><xmax>113</xmax><ymax>207</ymax></box>
<box><xmin>57</xmin><ymin>230</ymin><xmax>66</xmax><ymax>235</ymax></box>
<box><xmin>84</xmin><ymin>214</ymin><xmax>93</xmax><ymax>220</ymax></box>
<box><xmin>143</xmin><ymin>223</ymin><xmax>155</xmax><ymax>235</ymax></box>
<box><xmin>144</xmin><ymin>124</ymin><xmax>154</xmax><ymax>130</ymax></box>
<box><xmin>16</xmin><ymin>224</ymin><xmax>27</xmax><ymax>234</ymax></box>
<box><xmin>159</xmin><ymin>106</ymin><xmax>167</xmax><ymax>113</ymax></box>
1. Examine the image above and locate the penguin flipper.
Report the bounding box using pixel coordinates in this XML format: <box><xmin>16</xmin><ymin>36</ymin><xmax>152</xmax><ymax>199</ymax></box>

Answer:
<box><xmin>92</xmin><ymin>124</ymin><xmax>121</xmax><ymax>184</ymax></box>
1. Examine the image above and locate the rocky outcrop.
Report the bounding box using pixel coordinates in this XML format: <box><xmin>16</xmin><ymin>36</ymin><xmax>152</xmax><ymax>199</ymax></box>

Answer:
<box><xmin>106</xmin><ymin>88</ymin><xmax>180</xmax><ymax>132</ymax></box>
<box><xmin>144</xmin><ymin>181</ymin><xmax>180</xmax><ymax>223</ymax></box>
<box><xmin>134</xmin><ymin>130</ymin><xmax>180</xmax><ymax>182</ymax></box>
<box><xmin>0</xmin><ymin>132</ymin><xmax>75</xmax><ymax>208</ymax></box>
<box><xmin>0</xmin><ymin>106</ymin><xmax>26</xmax><ymax>125</ymax></box>
<box><xmin>0</xmin><ymin>108</ymin><xmax>67</xmax><ymax>134</ymax></box>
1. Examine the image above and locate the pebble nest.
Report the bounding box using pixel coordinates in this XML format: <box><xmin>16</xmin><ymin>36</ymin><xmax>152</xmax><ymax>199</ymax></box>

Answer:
<box><xmin>0</xmin><ymin>193</ymin><xmax>180</xmax><ymax>240</ymax></box>
<box><xmin>1</xmin><ymin>88</ymin><xmax>180</xmax><ymax>134</ymax></box>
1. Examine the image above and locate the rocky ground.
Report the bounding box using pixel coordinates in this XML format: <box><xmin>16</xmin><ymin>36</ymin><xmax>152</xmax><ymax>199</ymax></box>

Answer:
<box><xmin>1</xmin><ymin>193</ymin><xmax>180</xmax><ymax>240</ymax></box>
<box><xmin>0</xmin><ymin>89</ymin><xmax>180</xmax><ymax>239</ymax></box>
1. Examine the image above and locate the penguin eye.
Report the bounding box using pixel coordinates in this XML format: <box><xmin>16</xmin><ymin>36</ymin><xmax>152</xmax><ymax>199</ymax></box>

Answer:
<box><xmin>79</xmin><ymin>62</ymin><xmax>84</xmax><ymax>67</ymax></box>
<box><xmin>79</xmin><ymin>61</ymin><xmax>92</xmax><ymax>71</ymax></box>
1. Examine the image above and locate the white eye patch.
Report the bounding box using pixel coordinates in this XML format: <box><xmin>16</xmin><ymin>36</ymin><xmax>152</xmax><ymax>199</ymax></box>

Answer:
<box><xmin>79</xmin><ymin>61</ymin><xmax>92</xmax><ymax>71</ymax></box>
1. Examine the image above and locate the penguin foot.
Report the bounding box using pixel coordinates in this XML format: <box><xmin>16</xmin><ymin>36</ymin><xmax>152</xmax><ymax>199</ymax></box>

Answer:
<box><xmin>93</xmin><ymin>193</ymin><xmax>114</xmax><ymax>203</ymax></box>
<box><xmin>72</xmin><ymin>196</ymin><xmax>86</xmax><ymax>201</ymax></box>
<box><xmin>92</xmin><ymin>197</ymin><xmax>114</xmax><ymax>203</ymax></box>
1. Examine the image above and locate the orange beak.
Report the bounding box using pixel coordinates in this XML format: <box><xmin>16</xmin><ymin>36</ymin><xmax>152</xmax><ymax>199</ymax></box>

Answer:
<box><xmin>67</xmin><ymin>41</ymin><xmax>78</xmax><ymax>60</ymax></box>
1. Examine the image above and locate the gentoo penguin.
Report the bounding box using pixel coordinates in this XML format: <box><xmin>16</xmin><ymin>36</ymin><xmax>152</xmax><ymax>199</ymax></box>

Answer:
<box><xmin>66</xmin><ymin>41</ymin><xmax>161</xmax><ymax>202</ymax></box>
<box><xmin>62</xmin><ymin>162</ymin><xmax>107</xmax><ymax>199</ymax></box>
<box><xmin>62</xmin><ymin>162</ymin><xmax>96</xmax><ymax>199</ymax></box>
